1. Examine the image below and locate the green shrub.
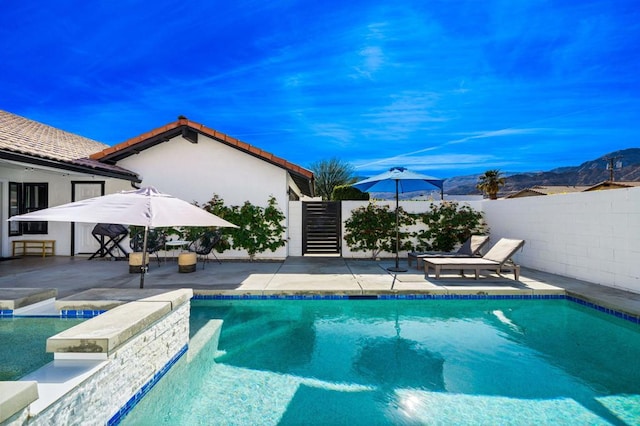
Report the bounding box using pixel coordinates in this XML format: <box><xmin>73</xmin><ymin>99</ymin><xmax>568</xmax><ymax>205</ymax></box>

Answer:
<box><xmin>331</xmin><ymin>185</ymin><xmax>370</xmax><ymax>201</ymax></box>
<box><xmin>413</xmin><ymin>202</ymin><xmax>486</xmax><ymax>251</ymax></box>
<box><xmin>198</xmin><ymin>195</ymin><xmax>286</xmax><ymax>261</ymax></box>
<box><xmin>344</xmin><ymin>203</ymin><xmax>414</xmax><ymax>259</ymax></box>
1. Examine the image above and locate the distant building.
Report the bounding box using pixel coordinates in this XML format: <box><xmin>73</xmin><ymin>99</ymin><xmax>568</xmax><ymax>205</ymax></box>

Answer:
<box><xmin>444</xmin><ymin>194</ymin><xmax>485</xmax><ymax>202</ymax></box>
<box><xmin>583</xmin><ymin>181</ymin><xmax>640</xmax><ymax>191</ymax></box>
<box><xmin>505</xmin><ymin>185</ymin><xmax>589</xmax><ymax>198</ymax></box>
<box><xmin>505</xmin><ymin>182</ymin><xmax>640</xmax><ymax>198</ymax></box>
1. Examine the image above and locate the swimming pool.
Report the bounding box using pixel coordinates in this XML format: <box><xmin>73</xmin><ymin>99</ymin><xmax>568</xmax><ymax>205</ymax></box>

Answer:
<box><xmin>0</xmin><ymin>317</ymin><xmax>84</xmax><ymax>380</ymax></box>
<box><xmin>121</xmin><ymin>298</ymin><xmax>640</xmax><ymax>425</ymax></box>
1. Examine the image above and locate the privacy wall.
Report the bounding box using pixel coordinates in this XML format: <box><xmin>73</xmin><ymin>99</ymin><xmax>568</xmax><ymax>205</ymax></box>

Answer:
<box><xmin>481</xmin><ymin>187</ymin><xmax>640</xmax><ymax>294</ymax></box>
<box><xmin>291</xmin><ymin>186</ymin><xmax>639</xmax><ymax>294</ymax></box>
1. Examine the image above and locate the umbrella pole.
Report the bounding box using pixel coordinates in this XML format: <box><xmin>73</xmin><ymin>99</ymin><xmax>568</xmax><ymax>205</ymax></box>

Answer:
<box><xmin>139</xmin><ymin>226</ymin><xmax>149</xmax><ymax>289</ymax></box>
<box><xmin>388</xmin><ymin>180</ymin><xmax>407</xmax><ymax>273</ymax></box>
<box><xmin>395</xmin><ymin>181</ymin><xmax>399</xmax><ymax>268</ymax></box>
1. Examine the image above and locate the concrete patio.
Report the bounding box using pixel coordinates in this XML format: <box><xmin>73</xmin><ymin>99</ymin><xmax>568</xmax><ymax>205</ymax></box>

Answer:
<box><xmin>1</xmin><ymin>255</ymin><xmax>639</xmax><ymax>319</ymax></box>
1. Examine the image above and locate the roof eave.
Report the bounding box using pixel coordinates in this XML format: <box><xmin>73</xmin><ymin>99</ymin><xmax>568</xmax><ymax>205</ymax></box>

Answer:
<box><xmin>289</xmin><ymin>171</ymin><xmax>314</xmax><ymax>197</ymax></box>
<box><xmin>0</xmin><ymin>150</ymin><xmax>141</xmax><ymax>182</ymax></box>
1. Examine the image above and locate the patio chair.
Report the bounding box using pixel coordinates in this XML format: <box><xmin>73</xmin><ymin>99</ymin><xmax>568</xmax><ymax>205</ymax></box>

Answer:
<box><xmin>408</xmin><ymin>235</ymin><xmax>490</xmax><ymax>269</ymax></box>
<box><xmin>188</xmin><ymin>230</ymin><xmax>222</xmax><ymax>269</ymax></box>
<box><xmin>423</xmin><ymin>238</ymin><xmax>525</xmax><ymax>280</ymax></box>
<box><xmin>129</xmin><ymin>229</ymin><xmax>167</xmax><ymax>266</ymax></box>
<box><xmin>88</xmin><ymin>223</ymin><xmax>128</xmax><ymax>260</ymax></box>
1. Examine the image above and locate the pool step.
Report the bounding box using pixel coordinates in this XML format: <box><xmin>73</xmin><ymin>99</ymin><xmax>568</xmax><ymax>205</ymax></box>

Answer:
<box><xmin>216</xmin><ymin>323</ymin><xmax>293</xmax><ymax>360</ymax></box>
<box><xmin>14</xmin><ymin>298</ymin><xmax>58</xmax><ymax>317</ymax></box>
<box><xmin>188</xmin><ymin>319</ymin><xmax>223</xmax><ymax>362</ymax></box>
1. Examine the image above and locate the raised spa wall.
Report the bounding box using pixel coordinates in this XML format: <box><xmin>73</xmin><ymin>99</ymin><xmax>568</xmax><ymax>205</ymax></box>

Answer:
<box><xmin>0</xmin><ymin>289</ymin><xmax>193</xmax><ymax>426</ymax></box>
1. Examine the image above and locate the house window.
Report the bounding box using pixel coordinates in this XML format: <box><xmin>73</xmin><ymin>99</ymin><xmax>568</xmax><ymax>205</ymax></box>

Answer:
<box><xmin>8</xmin><ymin>182</ymin><xmax>48</xmax><ymax>235</ymax></box>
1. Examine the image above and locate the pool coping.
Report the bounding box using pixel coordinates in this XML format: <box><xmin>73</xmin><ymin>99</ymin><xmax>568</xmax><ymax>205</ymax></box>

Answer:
<box><xmin>0</xmin><ymin>288</ymin><xmax>57</xmax><ymax>314</ymax></box>
<box><xmin>0</xmin><ymin>381</ymin><xmax>38</xmax><ymax>424</ymax></box>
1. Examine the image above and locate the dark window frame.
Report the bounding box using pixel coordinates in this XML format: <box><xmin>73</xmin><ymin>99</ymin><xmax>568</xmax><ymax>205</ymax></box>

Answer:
<box><xmin>8</xmin><ymin>182</ymin><xmax>49</xmax><ymax>236</ymax></box>
<box><xmin>8</xmin><ymin>182</ymin><xmax>22</xmax><ymax>236</ymax></box>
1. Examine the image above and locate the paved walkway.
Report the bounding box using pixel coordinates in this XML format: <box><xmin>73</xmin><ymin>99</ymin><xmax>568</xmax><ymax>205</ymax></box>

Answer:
<box><xmin>1</xmin><ymin>255</ymin><xmax>639</xmax><ymax>318</ymax></box>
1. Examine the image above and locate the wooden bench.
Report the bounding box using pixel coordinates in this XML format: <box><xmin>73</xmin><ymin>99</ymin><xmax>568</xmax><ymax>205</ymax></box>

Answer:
<box><xmin>12</xmin><ymin>240</ymin><xmax>55</xmax><ymax>257</ymax></box>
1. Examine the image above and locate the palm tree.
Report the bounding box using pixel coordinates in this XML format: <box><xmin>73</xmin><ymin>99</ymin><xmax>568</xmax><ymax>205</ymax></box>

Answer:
<box><xmin>309</xmin><ymin>157</ymin><xmax>355</xmax><ymax>200</ymax></box>
<box><xmin>476</xmin><ymin>169</ymin><xmax>505</xmax><ymax>199</ymax></box>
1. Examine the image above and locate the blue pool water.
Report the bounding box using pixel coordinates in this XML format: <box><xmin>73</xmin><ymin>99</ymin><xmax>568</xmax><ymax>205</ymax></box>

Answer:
<box><xmin>122</xmin><ymin>299</ymin><xmax>640</xmax><ymax>425</ymax></box>
<box><xmin>0</xmin><ymin>317</ymin><xmax>84</xmax><ymax>380</ymax></box>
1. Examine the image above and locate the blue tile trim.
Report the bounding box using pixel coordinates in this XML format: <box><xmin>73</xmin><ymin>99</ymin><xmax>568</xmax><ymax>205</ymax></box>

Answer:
<box><xmin>193</xmin><ymin>294</ymin><xmax>566</xmax><ymax>301</ymax></box>
<box><xmin>107</xmin><ymin>344</ymin><xmax>188</xmax><ymax>426</ymax></box>
<box><xmin>1</xmin><ymin>310</ymin><xmax>105</xmax><ymax>319</ymax></box>
<box><xmin>376</xmin><ymin>294</ymin><xmax>567</xmax><ymax>301</ymax></box>
<box><xmin>60</xmin><ymin>309</ymin><xmax>107</xmax><ymax>318</ymax></box>
<box><xmin>13</xmin><ymin>314</ymin><xmax>62</xmax><ymax>318</ymax></box>
<box><xmin>193</xmin><ymin>294</ymin><xmax>350</xmax><ymax>300</ymax></box>
<box><xmin>566</xmin><ymin>295</ymin><xmax>640</xmax><ymax>324</ymax></box>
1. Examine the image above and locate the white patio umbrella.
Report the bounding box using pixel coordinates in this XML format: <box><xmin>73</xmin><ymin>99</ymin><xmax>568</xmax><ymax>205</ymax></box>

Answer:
<box><xmin>8</xmin><ymin>186</ymin><xmax>238</xmax><ymax>288</ymax></box>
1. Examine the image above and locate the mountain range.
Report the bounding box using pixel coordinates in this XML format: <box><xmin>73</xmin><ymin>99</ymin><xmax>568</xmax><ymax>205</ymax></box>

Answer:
<box><xmin>444</xmin><ymin>148</ymin><xmax>640</xmax><ymax>195</ymax></box>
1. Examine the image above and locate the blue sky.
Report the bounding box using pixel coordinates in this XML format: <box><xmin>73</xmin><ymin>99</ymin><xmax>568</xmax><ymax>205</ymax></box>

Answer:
<box><xmin>2</xmin><ymin>0</ymin><xmax>639</xmax><ymax>178</ymax></box>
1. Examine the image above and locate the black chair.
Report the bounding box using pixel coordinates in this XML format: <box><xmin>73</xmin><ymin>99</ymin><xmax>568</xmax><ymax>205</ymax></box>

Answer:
<box><xmin>89</xmin><ymin>223</ymin><xmax>128</xmax><ymax>260</ymax></box>
<box><xmin>188</xmin><ymin>230</ymin><xmax>222</xmax><ymax>269</ymax></box>
<box><xmin>129</xmin><ymin>229</ymin><xmax>167</xmax><ymax>266</ymax></box>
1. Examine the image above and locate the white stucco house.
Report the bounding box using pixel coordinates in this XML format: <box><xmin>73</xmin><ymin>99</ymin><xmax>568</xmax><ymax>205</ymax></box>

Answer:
<box><xmin>0</xmin><ymin>110</ymin><xmax>314</xmax><ymax>260</ymax></box>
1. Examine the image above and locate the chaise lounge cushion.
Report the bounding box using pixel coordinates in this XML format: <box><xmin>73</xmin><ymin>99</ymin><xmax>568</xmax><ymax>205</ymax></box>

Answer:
<box><xmin>423</xmin><ymin>238</ymin><xmax>525</xmax><ymax>280</ymax></box>
<box><xmin>408</xmin><ymin>235</ymin><xmax>490</xmax><ymax>269</ymax></box>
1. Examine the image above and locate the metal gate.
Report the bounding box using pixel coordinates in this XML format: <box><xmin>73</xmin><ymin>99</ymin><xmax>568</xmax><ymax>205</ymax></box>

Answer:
<box><xmin>302</xmin><ymin>201</ymin><xmax>341</xmax><ymax>255</ymax></box>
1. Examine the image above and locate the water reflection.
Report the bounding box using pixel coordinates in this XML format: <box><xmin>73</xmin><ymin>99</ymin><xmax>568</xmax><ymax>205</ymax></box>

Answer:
<box><xmin>354</xmin><ymin>336</ymin><xmax>445</xmax><ymax>391</ymax></box>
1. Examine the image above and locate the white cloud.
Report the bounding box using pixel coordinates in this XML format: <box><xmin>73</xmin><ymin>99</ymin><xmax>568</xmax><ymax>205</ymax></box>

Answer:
<box><xmin>354</xmin><ymin>153</ymin><xmax>502</xmax><ymax>172</ymax></box>
<box><xmin>309</xmin><ymin>123</ymin><xmax>355</xmax><ymax>144</ymax></box>
<box><xmin>353</xmin><ymin>46</ymin><xmax>384</xmax><ymax>78</ymax></box>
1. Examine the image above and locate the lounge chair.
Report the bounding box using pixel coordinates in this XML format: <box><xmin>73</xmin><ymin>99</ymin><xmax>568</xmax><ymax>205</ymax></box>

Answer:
<box><xmin>423</xmin><ymin>238</ymin><xmax>525</xmax><ymax>280</ymax></box>
<box><xmin>408</xmin><ymin>235</ymin><xmax>490</xmax><ymax>269</ymax></box>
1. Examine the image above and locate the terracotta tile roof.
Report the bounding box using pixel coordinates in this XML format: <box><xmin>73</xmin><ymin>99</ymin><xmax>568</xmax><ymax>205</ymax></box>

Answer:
<box><xmin>90</xmin><ymin>117</ymin><xmax>314</xmax><ymax>180</ymax></box>
<box><xmin>0</xmin><ymin>110</ymin><xmax>139</xmax><ymax>180</ymax></box>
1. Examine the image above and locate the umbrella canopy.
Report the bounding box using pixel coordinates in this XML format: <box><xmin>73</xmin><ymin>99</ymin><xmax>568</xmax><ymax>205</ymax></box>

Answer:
<box><xmin>352</xmin><ymin>167</ymin><xmax>444</xmax><ymax>196</ymax></box>
<box><xmin>352</xmin><ymin>167</ymin><xmax>444</xmax><ymax>273</ymax></box>
<box><xmin>8</xmin><ymin>186</ymin><xmax>236</xmax><ymax>228</ymax></box>
<box><xmin>9</xmin><ymin>186</ymin><xmax>237</xmax><ymax>287</ymax></box>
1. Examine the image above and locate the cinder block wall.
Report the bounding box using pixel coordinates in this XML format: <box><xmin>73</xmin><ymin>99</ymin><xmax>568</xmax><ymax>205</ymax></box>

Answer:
<box><xmin>480</xmin><ymin>187</ymin><xmax>640</xmax><ymax>294</ymax></box>
<box><xmin>288</xmin><ymin>201</ymin><xmax>303</xmax><ymax>256</ymax></box>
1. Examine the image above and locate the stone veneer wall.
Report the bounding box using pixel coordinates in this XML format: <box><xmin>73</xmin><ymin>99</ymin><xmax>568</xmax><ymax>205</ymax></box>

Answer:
<box><xmin>22</xmin><ymin>302</ymin><xmax>189</xmax><ymax>425</ymax></box>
